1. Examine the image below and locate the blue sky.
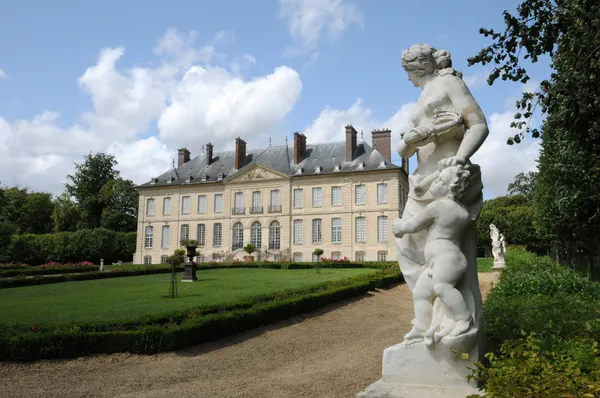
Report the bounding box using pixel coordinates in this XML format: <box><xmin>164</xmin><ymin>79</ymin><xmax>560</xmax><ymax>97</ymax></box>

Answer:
<box><xmin>0</xmin><ymin>0</ymin><xmax>550</xmax><ymax>197</ymax></box>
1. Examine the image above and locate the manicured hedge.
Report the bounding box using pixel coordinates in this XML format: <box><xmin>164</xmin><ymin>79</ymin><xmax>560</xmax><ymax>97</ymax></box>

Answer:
<box><xmin>0</xmin><ymin>264</ymin><xmax>99</xmax><ymax>278</ymax></box>
<box><xmin>0</xmin><ymin>261</ymin><xmax>398</xmax><ymax>289</ymax></box>
<box><xmin>4</xmin><ymin>229</ymin><xmax>136</xmax><ymax>265</ymax></box>
<box><xmin>467</xmin><ymin>249</ymin><xmax>600</xmax><ymax>396</ymax></box>
<box><xmin>0</xmin><ymin>270</ymin><xmax>402</xmax><ymax>360</ymax></box>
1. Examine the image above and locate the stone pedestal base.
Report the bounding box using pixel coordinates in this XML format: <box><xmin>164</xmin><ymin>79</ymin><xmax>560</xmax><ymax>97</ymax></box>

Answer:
<box><xmin>357</xmin><ymin>379</ymin><xmax>483</xmax><ymax>398</ymax></box>
<box><xmin>181</xmin><ymin>262</ymin><xmax>198</xmax><ymax>283</ymax></box>
<box><xmin>491</xmin><ymin>260</ymin><xmax>505</xmax><ymax>270</ymax></box>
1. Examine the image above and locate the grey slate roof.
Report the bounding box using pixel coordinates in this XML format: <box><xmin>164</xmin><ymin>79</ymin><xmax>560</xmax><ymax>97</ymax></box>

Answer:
<box><xmin>137</xmin><ymin>139</ymin><xmax>399</xmax><ymax>188</ymax></box>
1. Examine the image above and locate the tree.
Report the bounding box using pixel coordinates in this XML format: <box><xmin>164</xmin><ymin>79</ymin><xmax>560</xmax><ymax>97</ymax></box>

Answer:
<box><xmin>0</xmin><ymin>187</ymin><xmax>27</xmax><ymax>233</ymax></box>
<box><xmin>65</xmin><ymin>153</ymin><xmax>119</xmax><ymax>229</ymax></box>
<box><xmin>22</xmin><ymin>192</ymin><xmax>54</xmax><ymax>234</ymax></box>
<box><xmin>507</xmin><ymin>171</ymin><xmax>537</xmax><ymax>200</ymax></box>
<box><xmin>52</xmin><ymin>193</ymin><xmax>82</xmax><ymax>232</ymax></box>
<box><xmin>470</xmin><ymin>0</ymin><xmax>600</xmax><ymax>257</ymax></box>
<box><xmin>99</xmin><ymin>178</ymin><xmax>138</xmax><ymax>232</ymax></box>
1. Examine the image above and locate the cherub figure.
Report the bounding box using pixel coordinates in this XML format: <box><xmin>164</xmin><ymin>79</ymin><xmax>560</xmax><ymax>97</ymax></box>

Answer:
<box><xmin>392</xmin><ymin>165</ymin><xmax>474</xmax><ymax>345</ymax></box>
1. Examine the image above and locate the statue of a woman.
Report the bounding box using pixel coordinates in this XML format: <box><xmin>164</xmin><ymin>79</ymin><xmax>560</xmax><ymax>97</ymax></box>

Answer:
<box><xmin>395</xmin><ymin>44</ymin><xmax>489</xmax><ymax>347</ymax></box>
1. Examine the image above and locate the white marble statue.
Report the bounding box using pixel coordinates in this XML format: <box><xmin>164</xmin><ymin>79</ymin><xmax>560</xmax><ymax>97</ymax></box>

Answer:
<box><xmin>490</xmin><ymin>224</ymin><xmax>506</xmax><ymax>268</ymax></box>
<box><xmin>358</xmin><ymin>43</ymin><xmax>488</xmax><ymax>397</ymax></box>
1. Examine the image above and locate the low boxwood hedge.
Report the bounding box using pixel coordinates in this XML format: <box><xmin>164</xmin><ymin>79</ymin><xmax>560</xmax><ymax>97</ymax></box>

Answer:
<box><xmin>0</xmin><ymin>269</ymin><xmax>402</xmax><ymax>360</ymax></box>
<box><xmin>0</xmin><ymin>261</ymin><xmax>399</xmax><ymax>289</ymax></box>
<box><xmin>0</xmin><ymin>265</ymin><xmax>100</xmax><ymax>278</ymax></box>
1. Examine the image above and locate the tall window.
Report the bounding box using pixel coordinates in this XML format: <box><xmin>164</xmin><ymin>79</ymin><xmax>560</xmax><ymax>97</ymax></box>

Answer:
<box><xmin>269</xmin><ymin>221</ymin><xmax>281</xmax><ymax>249</ymax></box>
<box><xmin>378</xmin><ymin>216</ymin><xmax>388</xmax><ymax>242</ymax></box>
<box><xmin>163</xmin><ymin>197</ymin><xmax>171</xmax><ymax>215</ymax></box>
<box><xmin>293</xmin><ymin>219</ymin><xmax>303</xmax><ymax>244</ymax></box>
<box><xmin>252</xmin><ymin>191</ymin><xmax>262</xmax><ymax>211</ymax></box>
<box><xmin>232</xmin><ymin>222</ymin><xmax>244</xmax><ymax>250</ymax></box>
<box><xmin>377</xmin><ymin>183</ymin><xmax>388</xmax><ymax>204</ymax></box>
<box><xmin>270</xmin><ymin>190</ymin><xmax>280</xmax><ymax>206</ymax></box>
<box><xmin>144</xmin><ymin>256</ymin><xmax>152</xmax><ymax>265</ymax></box>
<box><xmin>182</xmin><ymin>196</ymin><xmax>191</xmax><ymax>214</ymax></box>
<box><xmin>355</xmin><ymin>251</ymin><xmax>365</xmax><ymax>262</ymax></box>
<box><xmin>197</xmin><ymin>224</ymin><xmax>206</xmax><ymax>246</ymax></box>
<box><xmin>312</xmin><ymin>219</ymin><xmax>322</xmax><ymax>243</ymax></box>
<box><xmin>355</xmin><ymin>184</ymin><xmax>366</xmax><ymax>205</ymax></box>
<box><xmin>251</xmin><ymin>221</ymin><xmax>262</xmax><ymax>248</ymax></box>
<box><xmin>355</xmin><ymin>217</ymin><xmax>366</xmax><ymax>243</ymax></box>
<box><xmin>332</xmin><ymin>218</ymin><xmax>342</xmax><ymax>244</ymax></box>
<box><xmin>378</xmin><ymin>251</ymin><xmax>388</xmax><ymax>261</ymax></box>
<box><xmin>331</xmin><ymin>186</ymin><xmax>342</xmax><ymax>206</ymax></box>
<box><xmin>146</xmin><ymin>198</ymin><xmax>155</xmax><ymax>216</ymax></box>
<box><xmin>198</xmin><ymin>195</ymin><xmax>207</xmax><ymax>213</ymax></box>
<box><xmin>214</xmin><ymin>194</ymin><xmax>223</xmax><ymax>213</ymax></box>
<box><xmin>293</xmin><ymin>189</ymin><xmax>303</xmax><ymax>208</ymax></box>
<box><xmin>213</xmin><ymin>223</ymin><xmax>222</xmax><ymax>246</ymax></box>
<box><xmin>161</xmin><ymin>255</ymin><xmax>169</xmax><ymax>264</ymax></box>
<box><xmin>293</xmin><ymin>253</ymin><xmax>303</xmax><ymax>262</ymax></box>
<box><xmin>234</xmin><ymin>192</ymin><xmax>244</xmax><ymax>211</ymax></box>
<box><xmin>145</xmin><ymin>226</ymin><xmax>153</xmax><ymax>248</ymax></box>
<box><xmin>312</xmin><ymin>187</ymin><xmax>322</xmax><ymax>207</ymax></box>
<box><xmin>332</xmin><ymin>251</ymin><xmax>341</xmax><ymax>260</ymax></box>
<box><xmin>181</xmin><ymin>224</ymin><xmax>190</xmax><ymax>241</ymax></box>
<box><xmin>161</xmin><ymin>225</ymin><xmax>170</xmax><ymax>248</ymax></box>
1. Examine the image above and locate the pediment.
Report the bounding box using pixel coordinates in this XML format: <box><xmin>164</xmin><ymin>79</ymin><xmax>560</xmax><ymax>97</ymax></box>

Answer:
<box><xmin>227</xmin><ymin>164</ymin><xmax>288</xmax><ymax>183</ymax></box>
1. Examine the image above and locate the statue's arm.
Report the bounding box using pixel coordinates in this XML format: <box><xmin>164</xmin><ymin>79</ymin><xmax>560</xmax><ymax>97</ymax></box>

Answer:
<box><xmin>413</xmin><ymin>170</ymin><xmax>440</xmax><ymax>196</ymax></box>
<box><xmin>398</xmin><ymin>120</ymin><xmax>419</xmax><ymax>158</ymax></box>
<box><xmin>444</xmin><ymin>76</ymin><xmax>489</xmax><ymax>161</ymax></box>
<box><xmin>399</xmin><ymin>202</ymin><xmax>437</xmax><ymax>235</ymax></box>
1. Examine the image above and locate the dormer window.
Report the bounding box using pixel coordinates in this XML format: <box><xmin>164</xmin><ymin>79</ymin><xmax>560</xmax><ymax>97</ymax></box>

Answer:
<box><xmin>201</xmin><ymin>174</ymin><xmax>207</xmax><ymax>182</ymax></box>
<box><xmin>357</xmin><ymin>162</ymin><xmax>365</xmax><ymax>170</ymax></box>
<box><xmin>217</xmin><ymin>172</ymin><xmax>223</xmax><ymax>181</ymax></box>
<box><xmin>185</xmin><ymin>176</ymin><xmax>192</xmax><ymax>183</ymax></box>
<box><xmin>295</xmin><ymin>168</ymin><xmax>304</xmax><ymax>175</ymax></box>
<box><xmin>150</xmin><ymin>178</ymin><xmax>158</xmax><ymax>185</ymax></box>
<box><xmin>378</xmin><ymin>160</ymin><xmax>387</xmax><ymax>169</ymax></box>
<box><xmin>166</xmin><ymin>177</ymin><xmax>175</xmax><ymax>184</ymax></box>
<box><xmin>314</xmin><ymin>166</ymin><xmax>322</xmax><ymax>173</ymax></box>
<box><xmin>334</xmin><ymin>164</ymin><xmax>342</xmax><ymax>172</ymax></box>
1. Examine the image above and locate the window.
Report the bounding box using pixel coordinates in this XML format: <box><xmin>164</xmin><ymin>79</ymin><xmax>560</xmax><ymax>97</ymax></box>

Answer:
<box><xmin>293</xmin><ymin>219</ymin><xmax>303</xmax><ymax>244</ymax></box>
<box><xmin>273</xmin><ymin>254</ymin><xmax>282</xmax><ymax>262</ymax></box>
<box><xmin>146</xmin><ymin>198</ymin><xmax>155</xmax><ymax>216</ymax></box>
<box><xmin>163</xmin><ymin>197</ymin><xmax>171</xmax><ymax>215</ymax></box>
<box><xmin>270</xmin><ymin>190</ymin><xmax>281</xmax><ymax>207</ymax></box>
<box><xmin>332</xmin><ymin>218</ymin><xmax>342</xmax><ymax>244</ymax></box>
<box><xmin>145</xmin><ymin>226</ymin><xmax>153</xmax><ymax>248</ymax></box>
<box><xmin>331</xmin><ymin>186</ymin><xmax>342</xmax><ymax>206</ymax></box>
<box><xmin>312</xmin><ymin>187</ymin><xmax>322</xmax><ymax>207</ymax></box>
<box><xmin>161</xmin><ymin>225</ymin><xmax>170</xmax><ymax>249</ymax></box>
<box><xmin>378</xmin><ymin>216</ymin><xmax>389</xmax><ymax>242</ymax></box>
<box><xmin>378</xmin><ymin>251</ymin><xmax>388</xmax><ymax>261</ymax></box>
<box><xmin>234</xmin><ymin>192</ymin><xmax>244</xmax><ymax>212</ymax></box>
<box><xmin>161</xmin><ymin>255</ymin><xmax>169</xmax><ymax>264</ymax></box>
<box><xmin>213</xmin><ymin>223</ymin><xmax>222</xmax><ymax>246</ymax></box>
<box><xmin>355</xmin><ymin>217</ymin><xmax>366</xmax><ymax>243</ymax></box>
<box><xmin>355</xmin><ymin>184</ymin><xmax>366</xmax><ymax>205</ymax></box>
<box><xmin>312</xmin><ymin>253</ymin><xmax>320</xmax><ymax>262</ymax></box>
<box><xmin>252</xmin><ymin>191</ymin><xmax>262</xmax><ymax>210</ymax></box>
<box><xmin>332</xmin><ymin>251</ymin><xmax>341</xmax><ymax>260</ymax></box>
<box><xmin>214</xmin><ymin>194</ymin><xmax>223</xmax><ymax>213</ymax></box>
<box><xmin>180</xmin><ymin>224</ymin><xmax>190</xmax><ymax>241</ymax></box>
<box><xmin>198</xmin><ymin>195</ymin><xmax>207</xmax><ymax>213</ymax></box>
<box><xmin>182</xmin><ymin>196</ymin><xmax>191</xmax><ymax>214</ymax></box>
<box><xmin>293</xmin><ymin>252</ymin><xmax>303</xmax><ymax>262</ymax></box>
<box><xmin>312</xmin><ymin>219</ymin><xmax>322</xmax><ymax>243</ymax></box>
<box><xmin>197</xmin><ymin>224</ymin><xmax>206</xmax><ymax>246</ymax></box>
<box><xmin>269</xmin><ymin>221</ymin><xmax>281</xmax><ymax>250</ymax></box>
<box><xmin>355</xmin><ymin>251</ymin><xmax>365</xmax><ymax>262</ymax></box>
<box><xmin>377</xmin><ymin>183</ymin><xmax>388</xmax><ymax>204</ymax></box>
<box><xmin>293</xmin><ymin>189</ymin><xmax>303</xmax><ymax>208</ymax></box>
<box><xmin>144</xmin><ymin>256</ymin><xmax>152</xmax><ymax>265</ymax></box>
<box><xmin>251</xmin><ymin>221</ymin><xmax>262</xmax><ymax>248</ymax></box>
<box><xmin>232</xmin><ymin>222</ymin><xmax>244</xmax><ymax>250</ymax></box>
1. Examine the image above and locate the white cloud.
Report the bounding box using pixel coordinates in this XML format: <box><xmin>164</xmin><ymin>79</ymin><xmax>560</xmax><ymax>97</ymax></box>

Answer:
<box><xmin>0</xmin><ymin>29</ymin><xmax>302</xmax><ymax>194</ymax></box>
<box><xmin>463</xmin><ymin>69</ymin><xmax>491</xmax><ymax>90</ymax></box>
<box><xmin>279</xmin><ymin>0</ymin><xmax>364</xmax><ymax>59</ymax></box>
<box><xmin>0</xmin><ymin>69</ymin><xmax>6</xmax><ymax>79</ymax></box>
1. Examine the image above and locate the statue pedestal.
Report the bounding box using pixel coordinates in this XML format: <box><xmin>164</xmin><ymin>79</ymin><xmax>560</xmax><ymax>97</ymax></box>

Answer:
<box><xmin>357</xmin><ymin>334</ymin><xmax>484</xmax><ymax>398</ymax></box>
<box><xmin>181</xmin><ymin>262</ymin><xmax>197</xmax><ymax>282</ymax></box>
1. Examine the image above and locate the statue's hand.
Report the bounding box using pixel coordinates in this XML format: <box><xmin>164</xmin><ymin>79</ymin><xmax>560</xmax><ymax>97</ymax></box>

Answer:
<box><xmin>433</xmin><ymin>109</ymin><xmax>462</xmax><ymax>127</ymax></box>
<box><xmin>403</xmin><ymin>125</ymin><xmax>433</xmax><ymax>144</ymax></box>
<box><xmin>392</xmin><ymin>218</ymin><xmax>404</xmax><ymax>238</ymax></box>
<box><xmin>438</xmin><ymin>155</ymin><xmax>466</xmax><ymax>170</ymax></box>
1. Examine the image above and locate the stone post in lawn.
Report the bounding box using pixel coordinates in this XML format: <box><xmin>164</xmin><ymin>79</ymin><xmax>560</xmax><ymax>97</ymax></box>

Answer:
<box><xmin>100</xmin><ymin>259</ymin><xmax>104</xmax><ymax>271</ymax></box>
<box><xmin>181</xmin><ymin>239</ymin><xmax>199</xmax><ymax>283</ymax></box>
<box><xmin>358</xmin><ymin>44</ymin><xmax>488</xmax><ymax>397</ymax></box>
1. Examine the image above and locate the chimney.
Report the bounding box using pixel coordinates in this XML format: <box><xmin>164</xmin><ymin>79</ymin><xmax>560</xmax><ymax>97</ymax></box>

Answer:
<box><xmin>293</xmin><ymin>132</ymin><xmax>307</xmax><ymax>164</ymax></box>
<box><xmin>235</xmin><ymin>138</ymin><xmax>246</xmax><ymax>170</ymax></box>
<box><xmin>206</xmin><ymin>142</ymin><xmax>214</xmax><ymax>165</ymax></box>
<box><xmin>345</xmin><ymin>125</ymin><xmax>358</xmax><ymax>162</ymax></box>
<box><xmin>371</xmin><ymin>128</ymin><xmax>392</xmax><ymax>162</ymax></box>
<box><xmin>177</xmin><ymin>147</ymin><xmax>191</xmax><ymax>167</ymax></box>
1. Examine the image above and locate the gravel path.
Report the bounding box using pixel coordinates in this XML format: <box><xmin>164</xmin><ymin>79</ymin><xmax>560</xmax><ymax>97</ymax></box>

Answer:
<box><xmin>0</xmin><ymin>273</ymin><xmax>496</xmax><ymax>398</ymax></box>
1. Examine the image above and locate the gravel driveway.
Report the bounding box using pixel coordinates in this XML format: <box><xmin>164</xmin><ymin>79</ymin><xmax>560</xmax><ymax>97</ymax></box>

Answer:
<box><xmin>0</xmin><ymin>273</ymin><xmax>495</xmax><ymax>398</ymax></box>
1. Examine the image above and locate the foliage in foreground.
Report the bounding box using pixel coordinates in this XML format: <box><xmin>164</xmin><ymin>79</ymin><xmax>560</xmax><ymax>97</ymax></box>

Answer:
<box><xmin>0</xmin><ymin>270</ymin><xmax>401</xmax><ymax>360</ymax></box>
<box><xmin>467</xmin><ymin>249</ymin><xmax>600</xmax><ymax>397</ymax></box>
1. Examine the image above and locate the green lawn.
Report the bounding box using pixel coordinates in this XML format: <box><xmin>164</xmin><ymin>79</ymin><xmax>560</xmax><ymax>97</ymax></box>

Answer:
<box><xmin>0</xmin><ymin>268</ymin><xmax>376</xmax><ymax>325</ymax></box>
<box><xmin>477</xmin><ymin>257</ymin><xmax>494</xmax><ymax>273</ymax></box>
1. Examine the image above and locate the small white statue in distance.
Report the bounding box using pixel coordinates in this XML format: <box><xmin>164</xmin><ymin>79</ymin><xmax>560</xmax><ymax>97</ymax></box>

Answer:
<box><xmin>393</xmin><ymin>165</ymin><xmax>474</xmax><ymax>345</ymax></box>
<box><xmin>490</xmin><ymin>224</ymin><xmax>506</xmax><ymax>268</ymax></box>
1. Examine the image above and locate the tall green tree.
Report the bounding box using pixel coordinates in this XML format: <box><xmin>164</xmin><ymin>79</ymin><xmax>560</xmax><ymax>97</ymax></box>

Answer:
<box><xmin>469</xmin><ymin>0</ymin><xmax>600</xmax><ymax>256</ymax></box>
<box><xmin>22</xmin><ymin>192</ymin><xmax>54</xmax><ymax>234</ymax></box>
<box><xmin>507</xmin><ymin>171</ymin><xmax>537</xmax><ymax>200</ymax></box>
<box><xmin>100</xmin><ymin>178</ymin><xmax>138</xmax><ymax>232</ymax></box>
<box><xmin>65</xmin><ymin>153</ymin><xmax>119</xmax><ymax>229</ymax></box>
<box><xmin>52</xmin><ymin>193</ymin><xmax>82</xmax><ymax>232</ymax></box>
